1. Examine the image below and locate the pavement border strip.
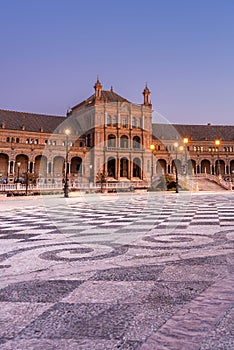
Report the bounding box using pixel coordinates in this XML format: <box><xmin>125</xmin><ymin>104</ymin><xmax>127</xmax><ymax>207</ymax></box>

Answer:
<box><xmin>138</xmin><ymin>273</ymin><xmax>234</xmax><ymax>350</ymax></box>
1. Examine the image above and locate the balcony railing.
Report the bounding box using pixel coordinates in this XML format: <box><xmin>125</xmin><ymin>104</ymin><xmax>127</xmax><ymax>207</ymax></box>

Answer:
<box><xmin>106</xmin><ymin>146</ymin><xmax>145</xmax><ymax>152</ymax></box>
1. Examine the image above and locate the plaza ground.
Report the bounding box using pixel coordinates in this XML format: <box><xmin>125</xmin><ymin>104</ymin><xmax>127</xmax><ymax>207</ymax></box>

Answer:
<box><xmin>0</xmin><ymin>191</ymin><xmax>233</xmax><ymax>349</ymax></box>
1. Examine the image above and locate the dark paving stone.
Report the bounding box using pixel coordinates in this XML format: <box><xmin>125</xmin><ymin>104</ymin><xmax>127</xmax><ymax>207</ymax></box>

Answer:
<box><xmin>17</xmin><ymin>303</ymin><xmax>140</xmax><ymax>341</ymax></box>
<box><xmin>146</xmin><ymin>281</ymin><xmax>211</xmax><ymax>307</ymax></box>
<box><xmin>0</xmin><ymin>280</ymin><xmax>84</xmax><ymax>303</ymax></box>
<box><xmin>91</xmin><ymin>265</ymin><xmax>164</xmax><ymax>281</ymax></box>
<box><xmin>0</xmin><ymin>234</ymin><xmax>40</xmax><ymax>240</ymax></box>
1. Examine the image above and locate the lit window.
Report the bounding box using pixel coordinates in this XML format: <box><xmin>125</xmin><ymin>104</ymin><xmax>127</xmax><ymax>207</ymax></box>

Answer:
<box><xmin>122</xmin><ymin>118</ymin><xmax>127</xmax><ymax>128</ymax></box>
<box><xmin>137</xmin><ymin>118</ymin><xmax>141</xmax><ymax>128</ymax></box>
<box><xmin>106</xmin><ymin>115</ymin><xmax>111</xmax><ymax>126</ymax></box>
<box><xmin>112</xmin><ymin>116</ymin><xmax>117</xmax><ymax>126</ymax></box>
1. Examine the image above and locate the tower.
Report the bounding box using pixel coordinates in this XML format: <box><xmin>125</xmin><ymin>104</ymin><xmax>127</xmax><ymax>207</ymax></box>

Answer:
<box><xmin>142</xmin><ymin>83</ymin><xmax>151</xmax><ymax>106</ymax></box>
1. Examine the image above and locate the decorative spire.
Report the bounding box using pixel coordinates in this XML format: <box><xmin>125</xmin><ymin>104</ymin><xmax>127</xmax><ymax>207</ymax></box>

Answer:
<box><xmin>143</xmin><ymin>83</ymin><xmax>151</xmax><ymax>106</ymax></box>
<box><xmin>110</xmin><ymin>86</ymin><xmax>113</xmax><ymax>92</ymax></box>
<box><xmin>94</xmin><ymin>76</ymin><xmax>102</xmax><ymax>100</ymax></box>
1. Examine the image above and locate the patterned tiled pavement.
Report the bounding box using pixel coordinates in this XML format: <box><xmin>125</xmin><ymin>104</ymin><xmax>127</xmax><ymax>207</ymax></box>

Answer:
<box><xmin>0</xmin><ymin>191</ymin><xmax>233</xmax><ymax>349</ymax></box>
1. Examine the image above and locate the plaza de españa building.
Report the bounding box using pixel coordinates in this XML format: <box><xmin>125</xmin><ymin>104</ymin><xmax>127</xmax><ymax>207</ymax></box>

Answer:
<box><xmin>0</xmin><ymin>79</ymin><xmax>234</xmax><ymax>189</ymax></box>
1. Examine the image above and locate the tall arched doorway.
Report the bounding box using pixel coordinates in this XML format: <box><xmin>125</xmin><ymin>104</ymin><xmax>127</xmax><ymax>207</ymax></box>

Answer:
<box><xmin>120</xmin><ymin>136</ymin><xmax>129</xmax><ymax>149</ymax></box>
<box><xmin>35</xmin><ymin>155</ymin><xmax>47</xmax><ymax>177</ymax></box>
<box><xmin>107</xmin><ymin>157</ymin><xmax>116</xmax><ymax>178</ymax></box>
<box><xmin>108</xmin><ymin>135</ymin><xmax>116</xmax><ymax>148</ymax></box>
<box><xmin>133</xmin><ymin>158</ymin><xmax>141</xmax><ymax>178</ymax></box>
<box><xmin>133</xmin><ymin>136</ymin><xmax>141</xmax><ymax>149</ymax></box>
<box><xmin>188</xmin><ymin>159</ymin><xmax>196</xmax><ymax>175</ymax></box>
<box><xmin>120</xmin><ymin>157</ymin><xmax>129</xmax><ymax>178</ymax></box>
<box><xmin>215</xmin><ymin>159</ymin><xmax>225</xmax><ymax>176</ymax></box>
<box><xmin>230</xmin><ymin>160</ymin><xmax>234</xmax><ymax>180</ymax></box>
<box><xmin>0</xmin><ymin>153</ymin><xmax>9</xmax><ymax>181</ymax></box>
<box><xmin>201</xmin><ymin>159</ymin><xmax>211</xmax><ymax>174</ymax></box>
<box><xmin>156</xmin><ymin>159</ymin><xmax>166</xmax><ymax>175</ymax></box>
<box><xmin>71</xmin><ymin>157</ymin><xmax>82</xmax><ymax>175</ymax></box>
<box><xmin>15</xmin><ymin>154</ymin><xmax>29</xmax><ymax>182</ymax></box>
<box><xmin>172</xmin><ymin>159</ymin><xmax>182</xmax><ymax>175</ymax></box>
<box><xmin>53</xmin><ymin>156</ymin><xmax>65</xmax><ymax>178</ymax></box>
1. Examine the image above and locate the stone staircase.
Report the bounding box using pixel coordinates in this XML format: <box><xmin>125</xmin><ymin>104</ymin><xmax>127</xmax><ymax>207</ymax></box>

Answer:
<box><xmin>194</xmin><ymin>177</ymin><xmax>228</xmax><ymax>191</ymax></box>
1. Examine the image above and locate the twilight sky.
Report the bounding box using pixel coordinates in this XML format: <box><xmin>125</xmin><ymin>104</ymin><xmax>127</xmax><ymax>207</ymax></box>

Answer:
<box><xmin>0</xmin><ymin>0</ymin><xmax>234</xmax><ymax>125</ymax></box>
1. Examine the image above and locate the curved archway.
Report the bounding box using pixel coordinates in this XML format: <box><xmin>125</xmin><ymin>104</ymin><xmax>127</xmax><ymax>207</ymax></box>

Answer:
<box><xmin>120</xmin><ymin>157</ymin><xmax>129</xmax><ymax>178</ymax></box>
<box><xmin>0</xmin><ymin>153</ymin><xmax>9</xmax><ymax>182</ymax></box>
<box><xmin>215</xmin><ymin>159</ymin><xmax>225</xmax><ymax>176</ymax></box>
<box><xmin>230</xmin><ymin>160</ymin><xmax>234</xmax><ymax>180</ymax></box>
<box><xmin>71</xmin><ymin>157</ymin><xmax>82</xmax><ymax>175</ymax></box>
<box><xmin>107</xmin><ymin>157</ymin><xmax>116</xmax><ymax>178</ymax></box>
<box><xmin>201</xmin><ymin>159</ymin><xmax>211</xmax><ymax>174</ymax></box>
<box><xmin>53</xmin><ymin>156</ymin><xmax>65</xmax><ymax>178</ymax></box>
<box><xmin>120</xmin><ymin>135</ymin><xmax>129</xmax><ymax>149</ymax></box>
<box><xmin>15</xmin><ymin>154</ymin><xmax>29</xmax><ymax>183</ymax></box>
<box><xmin>133</xmin><ymin>157</ymin><xmax>141</xmax><ymax>178</ymax></box>
<box><xmin>35</xmin><ymin>155</ymin><xmax>47</xmax><ymax>177</ymax></box>
<box><xmin>172</xmin><ymin>159</ymin><xmax>182</xmax><ymax>175</ymax></box>
<box><xmin>108</xmin><ymin>134</ymin><xmax>116</xmax><ymax>148</ymax></box>
<box><xmin>156</xmin><ymin>159</ymin><xmax>167</xmax><ymax>175</ymax></box>
<box><xmin>188</xmin><ymin>159</ymin><xmax>196</xmax><ymax>175</ymax></box>
<box><xmin>133</xmin><ymin>136</ymin><xmax>141</xmax><ymax>149</ymax></box>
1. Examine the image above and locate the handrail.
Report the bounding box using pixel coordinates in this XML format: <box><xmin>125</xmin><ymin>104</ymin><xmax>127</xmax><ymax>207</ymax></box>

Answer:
<box><xmin>194</xmin><ymin>173</ymin><xmax>232</xmax><ymax>190</ymax></box>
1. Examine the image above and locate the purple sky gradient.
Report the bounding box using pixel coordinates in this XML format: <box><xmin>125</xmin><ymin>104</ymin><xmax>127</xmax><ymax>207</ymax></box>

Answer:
<box><xmin>0</xmin><ymin>0</ymin><xmax>234</xmax><ymax>125</ymax></box>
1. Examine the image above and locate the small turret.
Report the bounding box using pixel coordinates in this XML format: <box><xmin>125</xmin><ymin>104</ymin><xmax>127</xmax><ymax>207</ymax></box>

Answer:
<box><xmin>94</xmin><ymin>76</ymin><xmax>102</xmax><ymax>100</ymax></box>
<box><xmin>142</xmin><ymin>83</ymin><xmax>151</xmax><ymax>106</ymax></box>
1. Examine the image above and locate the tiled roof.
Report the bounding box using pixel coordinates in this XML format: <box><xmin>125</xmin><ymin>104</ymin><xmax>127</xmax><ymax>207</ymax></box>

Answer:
<box><xmin>0</xmin><ymin>109</ymin><xmax>65</xmax><ymax>133</ymax></box>
<box><xmin>72</xmin><ymin>89</ymin><xmax>129</xmax><ymax>110</ymax></box>
<box><xmin>152</xmin><ymin>123</ymin><xmax>234</xmax><ymax>142</ymax></box>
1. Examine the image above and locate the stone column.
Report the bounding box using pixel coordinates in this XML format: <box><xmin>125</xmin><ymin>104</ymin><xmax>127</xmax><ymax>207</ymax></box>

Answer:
<box><xmin>8</xmin><ymin>160</ymin><xmax>11</xmax><ymax>174</ymax></box>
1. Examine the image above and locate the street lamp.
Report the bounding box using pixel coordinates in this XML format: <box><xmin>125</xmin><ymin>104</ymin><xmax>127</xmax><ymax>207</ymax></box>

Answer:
<box><xmin>150</xmin><ymin>144</ymin><xmax>155</xmax><ymax>188</ymax></box>
<box><xmin>174</xmin><ymin>142</ymin><xmax>179</xmax><ymax>193</ymax></box>
<box><xmin>64</xmin><ymin>128</ymin><xmax>71</xmax><ymax>198</ymax></box>
<box><xmin>17</xmin><ymin>161</ymin><xmax>21</xmax><ymax>183</ymax></box>
<box><xmin>214</xmin><ymin>139</ymin><xmax>221</xmax><ymax>176</ymax></box>
<box><xmin>183</xmin><ymin>137</ymin><xmax>189</xmax><ymax>175</ymax></box>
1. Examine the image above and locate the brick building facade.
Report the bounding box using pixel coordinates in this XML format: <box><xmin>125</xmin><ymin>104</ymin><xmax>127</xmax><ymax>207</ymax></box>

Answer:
<box><xmin>0</xmin><ymin>79</ymin><xmax>234</xmax><ymax>188</ymax></box>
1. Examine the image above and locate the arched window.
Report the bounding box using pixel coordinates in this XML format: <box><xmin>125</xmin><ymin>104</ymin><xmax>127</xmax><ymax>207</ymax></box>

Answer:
<box><xmin>122</xmin><ymin>118</ymin><xmax>127</xmax><ymax>128</ymax></box>
<box><xmin>120</xmin><ymin>135</ymin><xmax>129</xmax><ymax>148</ymax></box>
<box><xmin>6</xmin><ymin>137</ymin><xmax>10</xmax><ymax>142</ymax></box>
<box><xmin>108</xmin><ymin>135</ymin><xmax>116</xmax><ymax>148</ymax></box>
<box><xmin>106</xmin><ymin>115</ymin><xmax>111</xmax><ymax>126</ymax></box>
<box><xmin>16</xmin><ymin>138</ymin><xmax>20</xmax><ymax>143</ymax></box>
<box><xmin>112</xmin><ymin>116</ymin><xmax>117</xmax><ymax>126</ymax></box>
<box><xmin>133</xmin><ymin>136</ymin><xmax>141</xmax><ymax>149</ymax></box>
<box><xmin>137</xmin><ymin>118</ymin><xmax>141</xmax><ymax>128</ymax></box>
<box><xmin>132</xmin><ymin>117</ymin><xmax>136</xmax><ymax>128</ymax></box>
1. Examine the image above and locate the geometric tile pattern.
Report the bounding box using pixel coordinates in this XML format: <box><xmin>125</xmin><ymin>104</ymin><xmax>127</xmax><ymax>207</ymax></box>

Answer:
<box><xmin>0</xmin><ymin>192</ymin><xmax>234</xmax><ymax>349</ymax></box>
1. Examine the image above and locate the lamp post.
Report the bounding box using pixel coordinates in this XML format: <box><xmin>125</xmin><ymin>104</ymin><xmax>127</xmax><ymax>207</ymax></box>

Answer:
<box><xmin>215</xmin><ymin>139</ymin><xmax>221</xmax><ymax>177</ymax></box>
<box><xmin>25</xmin><ymin>165</ymin><xmax>29</xmax><ymax>196</ymax></box>
<box><xmin>174</xmin><ymin>142</ymin><xmax>179</xmax><ymax>193</ymax></box>
<box><xmin>150</xmin><ymin>144</ymin><xmax>155</xmax><ymax>188</ymax></box>
<box><xmin>183</xmin><ymin>137</ymin><xmax>189</xmax><ymax>175</ymax></box>
<box><xmin>64</xmin><ymin>129</ymin><xmax>71</xmax><ymax>198</ymax></box>
<box><xmin>17</xmin><ymin>161</ymin><xmax>21</xmax><ymax>183</ymax></box>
